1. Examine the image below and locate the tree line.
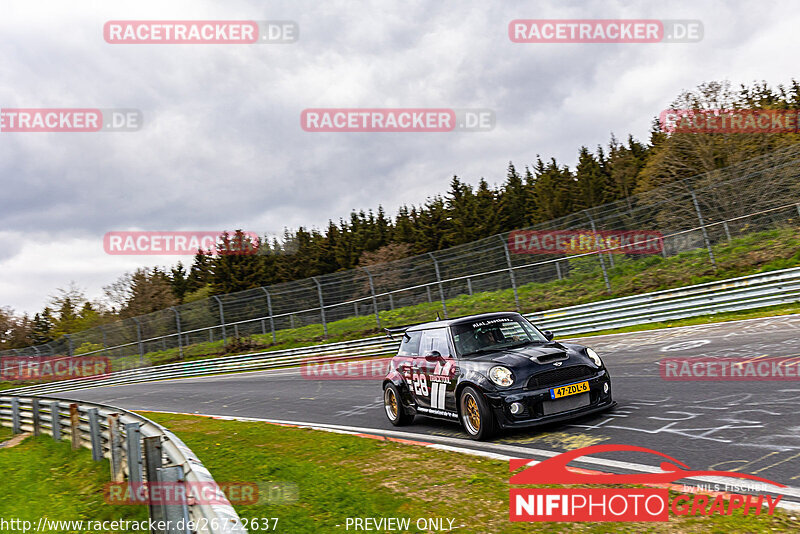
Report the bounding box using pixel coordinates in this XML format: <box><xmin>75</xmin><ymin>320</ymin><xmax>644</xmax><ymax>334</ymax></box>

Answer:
<box><xmin>2</xmin><ymin>80</ymin><xmax>799</xmax><ymax>349</ymax></box>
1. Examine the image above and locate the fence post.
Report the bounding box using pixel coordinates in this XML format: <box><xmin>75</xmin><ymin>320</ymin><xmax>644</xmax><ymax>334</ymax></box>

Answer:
<box><xmin>31</xmin><ymin>398</ymin><xmax>41</xmax><ymax>437</ymax></box>
<box><xmin>158</xmin><ymin>465</ymin><xmax>191</xmax><ymax>532</ymax></box>
<box><xmin>689</xmin><ymin>186</ymin><xmax>717</xmax><ymax>268</ymax></box>
<box><xmin>261</xmin><ymin>288</ymin><xmax>277</xmax><ymax>343</ymax></box>
<box><xmin>389</xmin><ymin>293</ymin><xmax>395</xmax><ymax>309</ymax></box>
<box><xmin>723</xmin><ymin>220</ymin><xmax>732</xmax><ymax>243</ymax></box>
<box><xmin>555</xmin><ymin>260</ymin><xmax>562</xmax><ymax>280</ymax></box>
<box><xmin>428</xmin><ymin>252</ymin><xmax>448</xmax><ymax>319</ymax></box>
<box><xmin>100</xmin><ymin>325</ymin><xmax>107</xmax><ymax>356</ymax></box>
<box><xmin>170</xmin><ymin>307</ymin><xmax>183</xmax><ymax>359</ymax></box>
<box><xmin>132</xmin><ymin>317</ymin><xmax>144</xmax><ymax>365</ymax></box>
<box><xmin>69</xmin><ymin>403</ymin><xmax>80</xmax><ymax>450</ymax></box>
<box><xmin>587</xmin><ymin>213</ymin><xmax>612</xmax><ymax>294</ymax></box>
<box><xmin>212</xmin><ymin>295</ymin><xmax>227</xmax><ymax>344</ymax></box>
<box><xmin>362</xmin><ymin>267</ymin><xmax>381</xmax><ymax>329</ymax></box>
<box><xmin>125</xmin><ymin>422</ymin><xmax>143</xmax><ymax>484</ymax></box>
<box><xmin>312</xmin><ymin>277</ymin><xmax>328</xmax><ymax>338</ymax></box>
<box><xmin>51</xmin><ymin>401</ymin><xmax>61</xmax><ymax>441</ymax></box>
<box><xmin>498</xmin><ymin>235</ymin><xmax>521</xmax><ymax>311</ymax></box>
<box><xmin>143</xmin><ymin>436</ymin><xmax>165</xmax><ymax>525</ymax></box>
<box><xmin>467</xmin><ymin>278</ymin><xmax>473</xmax><ymax>295</ymax></box>
<box><xmin>11</xmin><ymin>397</ymin><xmax>20</xmax><ymax>434</ymax></box>
<box><xmin>108</xmin><ymin>414</ymin><xmax>124</xmax><ymax>482</ymax></box>
<box><xmin>66</xmin><ymin>334</ymin><xmax>73</xmax><ymax>357</ymax></box>
<box><xmin>88</xmin><ymin>408</ymin><xmax>103</xmax><ymax>461</ymax></box>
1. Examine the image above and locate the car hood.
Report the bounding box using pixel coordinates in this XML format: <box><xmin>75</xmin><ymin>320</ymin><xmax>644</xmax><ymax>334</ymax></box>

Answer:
<box><xmin>468</xmin><ymin>343</ymin><xmax>570</xmax><ymax>366</ymax></box>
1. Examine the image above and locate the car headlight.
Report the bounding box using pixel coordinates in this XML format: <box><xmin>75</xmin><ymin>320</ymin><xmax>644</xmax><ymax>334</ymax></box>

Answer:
<box><xmin>489</xmin><ymin>366</ymin><xmax>514</xmax><ymax>387</ymax></box>
<box><xmin>586</xmin><ymin>348</ymin><xmax>603</xmax><ymax>367</ymax></box>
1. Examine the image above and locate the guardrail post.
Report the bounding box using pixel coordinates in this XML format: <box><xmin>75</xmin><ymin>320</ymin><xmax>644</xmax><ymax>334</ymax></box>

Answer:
<box><xmin>32</xmin><ymin>397</ymin><xmax>41</xmax><ymax>437</ymax></box>
<box><xmin>426</xmin><ymin>286</ymin><xmax>432</xmax><ymax>303</ymax></box>
<box><xmin>171</xmin><ymin>307</ymin><xmax>183</xmax><ymax>359</ymax></box>
<box><xmin>362</xmin><ymin>267</ymin><xmax>381</xmax><ymax>329</ymax></box>
<box><xmin>587</xmin><ymin>213</ymin><xmax>612</xmax><ymax>294</ymax></box>
<box><xmin>108</xmin><ymin>414</ymin><xmax>124</xmax><ymax>482</ymax></box>
<box><xmin>125</xmin><ymin>422</ymin><xmax>143</xmax><ymax>484</ymax></box>
<box><xmin>88</xmin><ymin>408</ymin><xmax>103</xmax><ymax>461</ymax></box>
<box><xmin>428</xmin><ymin>252</ymin><xmax>448</xmax><ymax>319</ymax></box>
<box><xmin>51</xmin><ymin>401</ymin><xmax>61</xmax><ymax>441</ymax></box>
<box><xmin>133</xmin><ymin>317</ymin><xmax>144</xmax><ymax>365</ymax></box>
<box><xmin>10</xmin><ymin>397</ymin><xmax>20</xmax><ymax>434</ymax></box>
<box><xmin>467</xmin><ymin>278</ymin><xmax>473</xmax><ymax>295</ymax></box>
<box><xmin>144</xmin><ymin>436</ymin><xmax>165</xmax><ymax>527</ymax></box>
<box><xmin>498</xmin><ymin>235</ymin><xmax>521</xmax><ymax>311</ymax></box>
<box><xmin>689</xmin><ymin>186</ymin><xmax>717</xmax><ymax>268</ymax></box>
<box><xmin>312</xmin><ymin>277</ymin><xmax>328</xmax><ymax>338</ymax></box>
<box><xmin>212</xmin><ymin>295</ymin><xmax>227</xmax><ymax>344</ymax></box>
<box><xmin>69</xmin><ymin>403</ymin><xmax>80</xmax><ymax>450</ymax></box>
<box><xmin>66</xmin><ymin>334</ymin><xmax>73</xmax><ymax>357</ymax></box>
<box><xmin>159</xmin><ymin>465</ymin><xmax>191</xmax><ymax>533</ymax></box>
<box><xmin>389</xmin><ymin>293</ymin><xmax>394</xmax><ymax>309</ymax></box>
<box><xmin>262</xmin><ymin>288</ymin><xmax>277</xmax><ymax>343</ymax></box>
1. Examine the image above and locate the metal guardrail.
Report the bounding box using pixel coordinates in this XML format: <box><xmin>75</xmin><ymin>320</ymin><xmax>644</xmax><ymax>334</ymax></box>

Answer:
<box><xmin>3</xmin><ymin>146</ymin><xmax>799</xmax><ymax>362</ymax></box>
<box><xmin>4</xmin><ymin>266</ymin><xmax>800</xmax><ymax>396</ymax></box>
<box><xmin>0</xmin><ymin>395</ymin><xmax>247</xmax><ymax>534</ymax></box>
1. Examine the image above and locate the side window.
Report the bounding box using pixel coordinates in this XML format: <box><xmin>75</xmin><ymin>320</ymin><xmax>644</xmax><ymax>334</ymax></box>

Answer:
<box><xmin>420</xmin><ymin>329</ymin><xmax>452</xmax><ymax>358</ymax></box>
<box><xmin>398</xmin><ymin>331</ymin><xmax>422</xmax><ymax>357</ymax></box>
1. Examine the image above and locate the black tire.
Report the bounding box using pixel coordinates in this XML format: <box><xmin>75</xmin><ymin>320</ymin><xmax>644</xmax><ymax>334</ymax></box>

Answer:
<box><xmin>459</xmin><ymin>386</ymin><xmax>495</xmax><ymax>440</ymax></box>
<box><xmin>384</xmin><ymin>383</ymin><xmax>413</xmax><ymax>426</ymax></box>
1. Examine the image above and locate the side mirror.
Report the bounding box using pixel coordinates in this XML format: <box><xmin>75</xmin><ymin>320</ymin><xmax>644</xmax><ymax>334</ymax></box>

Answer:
<box><xmin>424</xmin><ymin>350</ymin><xmax>443</xmax><ymax>362</ymax></box>
<box><xmin>543</xmin><ymin>330</ymin><xmax>554</xmax><ymax>341</ymax></box>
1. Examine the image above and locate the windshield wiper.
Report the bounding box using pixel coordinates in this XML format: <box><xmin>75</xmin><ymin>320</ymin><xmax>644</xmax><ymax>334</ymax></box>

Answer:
<box><xmin>503</xmin><ymin>340</ymin><xmax>541</xmax><ymax>350</ymax></box>
<box><xmin>460</xmin><ymin>348</ymin><xmax>496</xmax><ymax>357</ymax></box>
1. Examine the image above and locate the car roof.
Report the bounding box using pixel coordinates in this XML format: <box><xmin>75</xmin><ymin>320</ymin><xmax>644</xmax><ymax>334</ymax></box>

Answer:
<box><xmin>405</xmin><ymin>311</ymin><xmax>523</xmax><ymax>332</ymax></box>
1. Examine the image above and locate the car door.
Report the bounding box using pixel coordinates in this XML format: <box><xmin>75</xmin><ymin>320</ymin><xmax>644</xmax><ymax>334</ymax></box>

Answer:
<box><xmin>414</xmin><ymin>328</ymin><xmax>458</xmax><ymax>417</ymax></box>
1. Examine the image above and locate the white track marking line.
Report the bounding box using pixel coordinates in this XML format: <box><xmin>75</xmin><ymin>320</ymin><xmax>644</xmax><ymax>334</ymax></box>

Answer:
<box><xmin>140</xmin><ymin>409</ymin><xmax>800</xmax><ymax>509</ymax></box>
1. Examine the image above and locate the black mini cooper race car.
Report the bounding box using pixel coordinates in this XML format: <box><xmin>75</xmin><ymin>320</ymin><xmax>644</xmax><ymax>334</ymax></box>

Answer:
<box><xmin>382</xmin><ymin>312</ymin><xmax>615</xmax><ymax>440</ymax></box>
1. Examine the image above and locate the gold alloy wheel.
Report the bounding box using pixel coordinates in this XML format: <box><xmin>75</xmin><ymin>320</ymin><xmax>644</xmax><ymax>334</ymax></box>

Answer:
<box><xmin>385</xmin><ymin>388</ymin><xmax>398</xmax><ymax>420</ymax></box>
<box><xmin>465</xmin><ymin>394</ymin><xmax>481</xmax><ymax>432</ymax></box>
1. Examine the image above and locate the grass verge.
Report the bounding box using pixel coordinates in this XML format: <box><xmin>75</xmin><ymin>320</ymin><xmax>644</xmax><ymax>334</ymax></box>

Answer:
<box><xmin>0</xmin><ymin>433</ymin><xmax>147</xmax><ymax>533</ymax></box>
<box><xmin>144</xmin><ymin>411</ymin><xmax>800</xmax><ymax>534</ymax></box>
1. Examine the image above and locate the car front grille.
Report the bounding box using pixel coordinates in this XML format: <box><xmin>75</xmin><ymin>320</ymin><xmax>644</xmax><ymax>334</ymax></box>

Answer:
<box><xmin>526</xmin><ymin>365</ymin><xmax>595</xmax><ymax>389</ymax></box>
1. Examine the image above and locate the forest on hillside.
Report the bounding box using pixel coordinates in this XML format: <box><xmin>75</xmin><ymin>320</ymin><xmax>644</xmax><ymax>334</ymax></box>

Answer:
<box><xmin>2</xmin><ymin>80</ymin><xmax>800</xmax><ymax>349</ymax></box>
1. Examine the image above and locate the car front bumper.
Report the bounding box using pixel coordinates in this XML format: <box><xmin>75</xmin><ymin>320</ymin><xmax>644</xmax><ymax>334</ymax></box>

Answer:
<box><xmin>483</xmin><ymin>369</ymin><xmax>615</xmax><ymax>429</ymax></box>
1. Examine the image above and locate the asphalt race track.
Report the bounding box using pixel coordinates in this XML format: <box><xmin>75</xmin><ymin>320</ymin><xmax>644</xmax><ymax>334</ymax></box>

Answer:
<box><xmin>56</xmin><ymin>314</ymin><xmax>800</xmax><ymax>499</ymax></box>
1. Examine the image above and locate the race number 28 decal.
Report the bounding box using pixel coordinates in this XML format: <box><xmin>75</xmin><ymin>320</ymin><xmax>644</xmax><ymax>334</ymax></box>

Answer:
<box><xmin>411</xmin><ymin>372</ymin><xmax>429</xmax><ymax>397</ymax></box>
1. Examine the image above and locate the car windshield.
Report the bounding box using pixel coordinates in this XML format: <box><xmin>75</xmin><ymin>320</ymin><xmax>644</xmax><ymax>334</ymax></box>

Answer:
<box><xmin>451</xmin><ymin>316</ymin><xmax>548</xmax><ymax>356</ymax></box>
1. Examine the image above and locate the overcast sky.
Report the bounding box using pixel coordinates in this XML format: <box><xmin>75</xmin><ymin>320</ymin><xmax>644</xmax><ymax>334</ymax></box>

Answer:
<box><xmin>1</xmin><ymin>0</ymin><xmax>797</xmax><ymax>315</ymax></box>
